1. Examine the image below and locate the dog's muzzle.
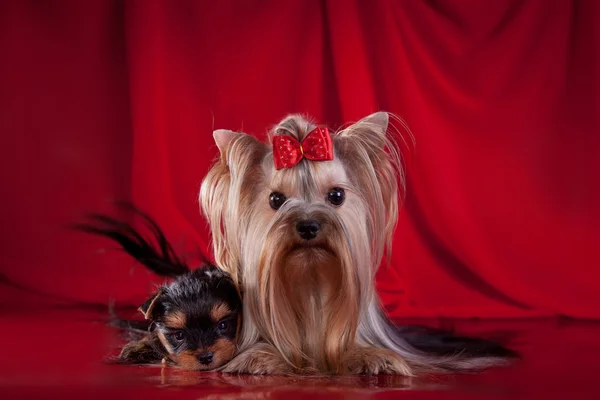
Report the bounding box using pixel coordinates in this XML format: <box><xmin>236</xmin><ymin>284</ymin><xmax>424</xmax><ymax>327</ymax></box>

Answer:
<box><xmin>296</xmin><ymin>219</ymin><xmax>321</xmax><ymax>240</ymax></box>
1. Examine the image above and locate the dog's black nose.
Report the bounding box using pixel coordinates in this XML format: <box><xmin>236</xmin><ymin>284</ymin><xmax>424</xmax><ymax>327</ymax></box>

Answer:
<box><xmin>296</xmin><ymin>220</ymin><xmax>321</xmax><ymax>240</ymax></box>
<box><xmin>197</xmin><ymin>352</ymin><xmax>214</xmax><ymax>365</ymax></box>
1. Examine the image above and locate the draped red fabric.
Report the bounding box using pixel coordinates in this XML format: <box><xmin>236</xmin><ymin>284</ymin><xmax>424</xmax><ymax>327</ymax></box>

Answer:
<box><xmin>1</xmin><ymin>0</ymin><xmax>599</xmax><ymax>319</ymax></box>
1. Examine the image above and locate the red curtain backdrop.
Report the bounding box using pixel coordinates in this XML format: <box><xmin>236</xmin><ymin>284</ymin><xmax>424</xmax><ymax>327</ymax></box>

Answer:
<box><xmin>1</xmin><ymin>0</ymin><xmax>599</xmax><ymax>319</ymax></box>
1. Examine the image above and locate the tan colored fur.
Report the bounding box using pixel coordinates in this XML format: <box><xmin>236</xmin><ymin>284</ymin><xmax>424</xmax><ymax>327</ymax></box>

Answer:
<box><xmin>210</xmin><ymin>302</ymin><xmax>232</xmax><ymax>322</ymax></box>
<box><xmin>157</xmin><ymin>330</ymin><xmax>174</xmax><ymax>354</ymax></box>
<box><xmin>200</xmin><ymin>112</ymin><xmax>505</xmax><ymax>375</ymax></box>
<box><xmin>138</xmin><ymin>289</ymin><xmax>164</xmax><ymax>320</ymax></box>
<box><xmin>342</xmin><ymin>346</ymin><xmax>412</xmax><ymax>376</ymax></box>
<box><xmin>157</xmin><ymin>330</ymin><xmax>237</xmax><ymax>371</ymax></box>
<box><xmin>170</xmin><ymin>349</ymin><xmax>204</xmax><ymax>371</ymax></box>
<box><xmin>221</xmin><ymin>342</ymin><xmax>295</xmax><ymax>375</ymax></box>
<box><xmin>210</xmin><ymin>337</ymin><xmax>238</xmax><ymax>368</ymax></box>
<box><xmin>163</xmin><ymin>311</ymin><xmax>187</xmax><ymax>329</ymax></box>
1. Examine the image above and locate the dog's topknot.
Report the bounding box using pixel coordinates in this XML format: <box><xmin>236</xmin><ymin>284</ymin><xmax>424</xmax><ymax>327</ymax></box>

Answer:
<box><xmin>269</xmin><ymin>114</ymin><xmax>317</xmax><ymax>143</ymax></box>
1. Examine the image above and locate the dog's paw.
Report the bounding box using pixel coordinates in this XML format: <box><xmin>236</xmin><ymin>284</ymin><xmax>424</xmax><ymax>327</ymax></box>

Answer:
<box><xmin>114</xmin><ymin>331</ymin><xmax>167</xmax><ymax>366</ymax></box>
<box><xmin>343</xmin><ymin>346</ymin><xmax>413</xmax><ymax>376</ymax></box>
<box><xmin>118</xmin><ymin>337</ymin><xmax>163</xmax><ymax>364</ymax></box>
<box><xmin>221</xmin><ymin>343</ymin><xmax>293</xmax><ymax>375</ymax></box>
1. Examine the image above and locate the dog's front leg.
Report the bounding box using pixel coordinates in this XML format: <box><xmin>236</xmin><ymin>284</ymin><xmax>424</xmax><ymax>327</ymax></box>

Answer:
<box><xmin>221</xmin><ymin>342</ymin><xmax>293</xmax><ymax>375</ymax></box>
<box><xmin>342</xmin><ymin>346</ymin><xmax>413</xmax><ymax>376</ymax></box>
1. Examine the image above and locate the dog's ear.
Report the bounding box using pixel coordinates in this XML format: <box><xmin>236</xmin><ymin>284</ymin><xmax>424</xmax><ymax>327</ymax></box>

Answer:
<box><xmin>359</xmin><ymin>111</ymin><xmax>389</xmax><ymax>138</ymax></box>
<box><xmin>213</xmin><ymin>129</ymin><xmax>243</xmax><ymax>157</ymax></box>
<box><xmin>138</xmin><ymin>289</ymin><xmax>165</xmax><ymax>320</ymax></box>
<box><xmin>337</xmin><ymin>112</ymin><xmax>390</xmax><ymax>153</ymax></box>
<box><xmin>336</xmin><ymin>111</ymin><xmax>404</xmax><ymax>266</ymax></box>
<box><xmin>201</xmin><ymin>130</ymin><xmax>267</xmax><ymax>287</ymax></box>
<box><xmin>212</xmin><ymin>129</ymin><xmax>267</xmax><ymax>168</ymax></box>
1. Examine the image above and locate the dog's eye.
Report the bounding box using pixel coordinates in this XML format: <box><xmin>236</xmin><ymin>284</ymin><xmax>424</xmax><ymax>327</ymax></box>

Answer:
<box><xmin>327</xmin><ymin>187</ymin><xmax>345</xmax><ymax>206</ymax></box>
<box><xmin>173</xmin><ymin>331</ymin><xmax>184</xmax><ymax>341</ymax></box>
<box><xmin>218</xmin><ymin>321</ymin><xmax>229</xmax><ymax>331</ymax></box>
<box><xmin>269</xmin><ymin>191</ymin><xmax>287</xmax><ymax>210</ymax></box>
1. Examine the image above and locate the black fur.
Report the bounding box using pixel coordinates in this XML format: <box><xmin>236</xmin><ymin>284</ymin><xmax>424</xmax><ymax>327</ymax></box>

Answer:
<box><xmin>71</xmin><ymin>202</ymin><xmax>191</xmax><ymax>277</ymax></box>
<box><xmin>148</xmin><ymin>266</ymin><xmax>241</xmax><ymax>351</ymax></box>
<box><xmin>395</xmin><ymin>325</ymin><xmax>518</xmax><ymax>359</ymax></box>
<box><xmin>74</xmin><ymin>203</ymin><xmax>242</xmax><ymax>369</ymax></box>
<box><xmin>74</xmin><ymin>203</ymin><xmax>515</xmax><ymax>371</ymax></box>
<box><xmin>112</xmin><ymin>332</ymin><xmax>168</xmax><ymax>365</ymax></box>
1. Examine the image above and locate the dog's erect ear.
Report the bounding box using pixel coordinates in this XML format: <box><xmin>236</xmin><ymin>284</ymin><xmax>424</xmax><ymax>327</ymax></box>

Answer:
<box><xmin>212</xmin><ymin>129</ymin><xmax>265</xmax><ymax>167</ymax></box>
<box><xmin>213</xmin><ymin>129</ymin><xmax>243</xmax><ymax>155</ymax></box>
<box><xmin>138</xmin><ymin>289</ymin><xmax>165</xmax><ymax>320</ymax></box>
<box><xmin>202</xmin><ymin>129</ymin><xmax>267</xmax><ymax>287</ymax></box>
<box><xmin>213</xmin><ymin>129</ymin><xmax>266</xmax><ymax>161</ymax></box>
<box><xmin>338</xmin><ymin>112</ymin><xmax>390</xmax><ymax>152</ymax></box>
<box><xmin>359</xmin><ymin>111</ymin><xmax>389</xmax><ymax>136</ymax></box>
<box><xmin>336</xmin><ymin>111</ymin><xmax>403</xmax><ymax>266</ymax></box>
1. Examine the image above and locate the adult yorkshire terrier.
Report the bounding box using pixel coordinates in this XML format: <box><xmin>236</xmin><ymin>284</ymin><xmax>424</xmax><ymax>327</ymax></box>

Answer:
<box><xmin>200</xmin><ymin>112</ymin><xmax>515</xmax><ymax>375</ymax></box>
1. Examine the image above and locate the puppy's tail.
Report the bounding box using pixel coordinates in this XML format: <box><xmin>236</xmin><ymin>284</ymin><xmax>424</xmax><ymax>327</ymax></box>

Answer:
<box><xmin>71</xmin><ymin>202</ymin><xmax>191</xmax><ymax>277</ymax></box>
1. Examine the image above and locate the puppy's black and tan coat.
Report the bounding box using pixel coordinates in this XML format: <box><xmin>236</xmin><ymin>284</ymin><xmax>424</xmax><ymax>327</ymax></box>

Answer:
<box><xmin>74</xmin><ymin>205</ymin><xmax>242</xmax><ymax>371</ymax></box>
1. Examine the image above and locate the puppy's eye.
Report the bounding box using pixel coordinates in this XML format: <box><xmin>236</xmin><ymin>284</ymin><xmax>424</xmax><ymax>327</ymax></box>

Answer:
<box><xmin>327</xmin><ymin>187</ymin><xmax>345</xmax><ymax>206</ymax></box>
<box><xmin>173</xmin><ymin>331</ymin><xmax>184</xmax><ymax>341</ymax></box>
<box><xmin>269</xmin><ymin>191</ymin><xmax>287</xmax><ymax>210</ymax></box>
<box><xmin>218</xmin><ymin>321</ymin><xmax>229</xmax><ymax>331</ymax></box>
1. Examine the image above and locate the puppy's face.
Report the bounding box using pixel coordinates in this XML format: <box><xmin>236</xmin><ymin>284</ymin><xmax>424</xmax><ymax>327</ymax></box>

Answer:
<box><xmin>140</xmin><ymin>267</ymin><xmax>242</xmax><ymax>371</ymax></box>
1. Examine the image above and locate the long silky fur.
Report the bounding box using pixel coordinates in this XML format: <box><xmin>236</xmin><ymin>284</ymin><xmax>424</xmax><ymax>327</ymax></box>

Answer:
<box><xmin>200</xmin><ymin>112</ymin><xmax>517</xmax><ymax>375</ymax></box>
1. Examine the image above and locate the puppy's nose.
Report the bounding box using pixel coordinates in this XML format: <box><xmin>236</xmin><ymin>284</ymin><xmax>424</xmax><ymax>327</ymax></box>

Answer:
<box><xmin>296</xmin><ymin>220</ymin><xmax>321</xmax><ymax>240</ymax></box>
<box><xmin>197</xmin><ymin>352</ymin><xmax>214</xmax><ymax>365</ymax></box>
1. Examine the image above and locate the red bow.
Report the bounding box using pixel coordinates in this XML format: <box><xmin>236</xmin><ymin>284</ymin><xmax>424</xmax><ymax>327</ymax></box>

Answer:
<box><xmin>272</xmin><ymin>127</ymin><xmax>334</xmax><ymax>170</ymax></box>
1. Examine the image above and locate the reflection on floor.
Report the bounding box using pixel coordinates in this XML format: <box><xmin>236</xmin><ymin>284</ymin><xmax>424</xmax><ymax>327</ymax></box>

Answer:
<box><xmin>1</xmin><ymin>307</ymin><xmax>598</xmax><ymax>399</ymax></box>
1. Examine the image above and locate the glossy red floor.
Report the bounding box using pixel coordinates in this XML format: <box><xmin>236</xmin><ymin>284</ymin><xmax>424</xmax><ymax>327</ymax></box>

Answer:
<box><xmin>1</xmin><ymin>305</ymin><xmax>599</xmax><ymax>399</ymax></box>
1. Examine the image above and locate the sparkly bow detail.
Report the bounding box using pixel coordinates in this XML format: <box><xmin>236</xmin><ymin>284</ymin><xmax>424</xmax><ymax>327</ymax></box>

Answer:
<box><xmin>272</xmin><ymin>127</ymin><xmax>334</xmax><ymax>170</ymax></box>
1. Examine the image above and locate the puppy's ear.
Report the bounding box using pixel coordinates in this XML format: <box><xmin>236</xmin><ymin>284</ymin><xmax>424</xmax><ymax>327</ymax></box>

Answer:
<box><xmin>138</xmin><ymin>289</ymin><xmax>165</xmax><ymax>320</ymax></box>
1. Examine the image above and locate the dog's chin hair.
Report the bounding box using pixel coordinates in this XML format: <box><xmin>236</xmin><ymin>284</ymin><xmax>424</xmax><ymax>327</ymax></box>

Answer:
<box><xmin>201</xmin><ymin>112</ymin><xmax>512</xmax><ymax>375</ymax></box>
<box><xmin>237</xmin><ymin>201</ymin><xmax>365</xmax><ymax>373</ymax></box>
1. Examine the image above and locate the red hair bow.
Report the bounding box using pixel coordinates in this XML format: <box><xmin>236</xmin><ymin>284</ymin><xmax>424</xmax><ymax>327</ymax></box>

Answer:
<box><xmin>272</xmin><ymin>127</ymin><xmax>334</xmax><ymax>170</ymax></box>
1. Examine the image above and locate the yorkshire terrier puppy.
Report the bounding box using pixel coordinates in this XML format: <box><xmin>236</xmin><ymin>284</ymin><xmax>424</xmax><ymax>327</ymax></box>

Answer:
<box><xmin>74</xmin><ymin>205</ymin><xmax>242</xmax><ymax>371</ymax></box>
<box><xmin>200</xmin><ymin>112</ymin><xmax>516</xmax><ymax>375</ymax></box>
